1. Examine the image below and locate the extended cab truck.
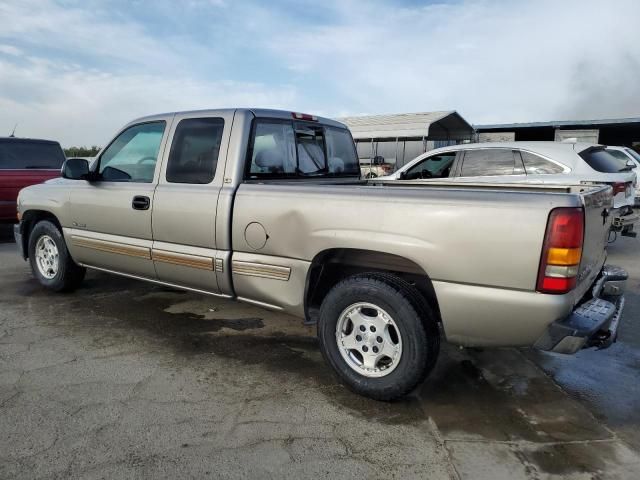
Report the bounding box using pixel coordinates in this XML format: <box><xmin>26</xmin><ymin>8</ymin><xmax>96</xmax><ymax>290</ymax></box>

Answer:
<box><xmin>14</xmin><ymin>109</ymin><xmax>627</xmax><ymax>400</ymax></box>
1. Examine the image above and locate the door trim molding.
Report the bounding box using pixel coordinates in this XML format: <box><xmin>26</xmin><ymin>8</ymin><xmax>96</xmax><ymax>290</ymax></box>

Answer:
<box><xmin>152</xmin><ymin>249</ymin><xmax>214</xmax><ymax>270</ymax></box>
<box><xmin>232</xmin><ymin>260</ymin><xmax>291</xmax><ymax>281</ymax></box>
<box><xmin>71</xmin><ymin>235</ymin><xmax>151</xmax><ymax>260</ymax></box>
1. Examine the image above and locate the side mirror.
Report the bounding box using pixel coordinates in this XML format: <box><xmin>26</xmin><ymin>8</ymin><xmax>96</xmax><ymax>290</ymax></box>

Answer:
<box><xmin>62</xmin><ymin>158</ymin><xmax>90</xmax><ymax>179</ymax></box>
<box><xmin>627</xmin><ymin>160</ymin><xmax>637</xmax><ymax>169</ymax></box>
<box><xmin>398</xmin><ymin>171</ymin><xmax>407</xmax><ymax>180</ymax></box>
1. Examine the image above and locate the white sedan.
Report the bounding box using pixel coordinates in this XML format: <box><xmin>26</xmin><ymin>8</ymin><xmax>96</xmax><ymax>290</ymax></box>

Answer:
<box><xmin>378</xmin><ymin>141</ymin><xmax>638</xmax><ymax>237</ymax></box>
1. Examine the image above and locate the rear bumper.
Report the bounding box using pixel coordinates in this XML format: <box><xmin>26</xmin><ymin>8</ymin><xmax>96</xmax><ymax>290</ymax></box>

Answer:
<box><xmin>534</xmin><ymin>265</ymin><xmax>627</xmax><ymax>354</ymax></box>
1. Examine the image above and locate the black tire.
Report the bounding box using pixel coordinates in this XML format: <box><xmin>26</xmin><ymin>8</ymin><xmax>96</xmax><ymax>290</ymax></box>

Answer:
<box><xmin>28</xmin><ymin>220</ymin><xmax>86</xmax><ymax>292</ymax></box>
<box><xmin>318</xmin><ymin>273</ymin><xmax>440</xmax><ymax>401</ymax></box>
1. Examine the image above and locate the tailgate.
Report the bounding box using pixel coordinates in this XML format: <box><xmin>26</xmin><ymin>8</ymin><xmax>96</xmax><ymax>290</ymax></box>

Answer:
<box><xmin>575</xmin><ymin>186</ymin><xmax>613</xmax><ymax>297</ymax></box>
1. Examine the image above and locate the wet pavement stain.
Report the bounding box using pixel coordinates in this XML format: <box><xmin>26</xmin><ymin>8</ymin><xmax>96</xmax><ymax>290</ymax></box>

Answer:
<box><xmin>524</xmin><ymin>442</ymin><xmax>608</xmax><ymax>476</ymax></box>
<box><xmin>418</xmin><ymin>347</ymin><xmax>612</xmax><ymax>443</ymax></box>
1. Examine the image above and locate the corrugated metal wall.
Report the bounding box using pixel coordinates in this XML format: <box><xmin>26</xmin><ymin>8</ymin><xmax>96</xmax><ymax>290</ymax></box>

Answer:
<box><xmin>355</xmin><ymin>138</ymin><xmax>461</xmax><ymax>171</ymax></box>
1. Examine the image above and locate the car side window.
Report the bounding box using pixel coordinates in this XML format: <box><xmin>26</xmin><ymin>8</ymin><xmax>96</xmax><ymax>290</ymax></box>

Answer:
<box><xmin>166</xmin><ymin>118</ymin><xmax>224</xmax><ymax>184</ymax></box>
<box><xmin>460</xmin><ymin>149</ymin><xmax>516</xmax><ymax>177</ymax></box>
<box><xmin>520</xmin><ymin>151</ymin><xmax>565</xmax><ymax>174</ymax></box>
<box><xmin>98</xmin><ymin>121</ymin><xmax>166</xmax><ymax>182</ymax></box>
<box><xmin>404</xmin><ymin>152</ymin><xmax>456</xmax><ymax>180</ymax></box>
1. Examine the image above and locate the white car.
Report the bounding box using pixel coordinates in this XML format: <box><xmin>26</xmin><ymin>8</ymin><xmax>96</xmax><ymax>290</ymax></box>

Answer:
<box><xmin>604</xmin><ymin>146</ymin><xmax>640</xmax><ymax>206</ymax></box>
<box><xmin>379</xmin><ymin>141</ymin><xmax>638</xmax><ymax>237</ymax></box>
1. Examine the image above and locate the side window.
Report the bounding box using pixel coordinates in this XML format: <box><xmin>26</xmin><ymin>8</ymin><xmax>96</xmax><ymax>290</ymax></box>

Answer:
<box><xmin>166</xmin><ymin>118</ymin><xmax>224</xmax><ymax>184</ymax></box>
<box><xmin>404</xmin><ymin>152</ymin><xmax>456</xmax><ymax>180</ymax></box>
<box><xmin>99</xmin><ymin>122</ymin><xmax>166</xmax><ymax>182</ymax></box>
<box><xmin>249</xmin><ymin>121</ymin><xmax>297</xmax><ymax>176</ymax></box>
<box><xmin>520</xmin><ymin>151</ymin><xmax>565</xmax><ymax>174</ymax></box>
<box><xmin>460</xmin><ymin>149</ymin><xmax>516</xmax><ymax>177</ymax></box>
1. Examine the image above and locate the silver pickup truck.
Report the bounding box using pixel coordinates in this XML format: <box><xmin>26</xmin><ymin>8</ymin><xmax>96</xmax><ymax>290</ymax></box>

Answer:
<box><xmin>14</xmin><ymin>108</ymin><xmax>627</xmax><ymax>400</ymax></box>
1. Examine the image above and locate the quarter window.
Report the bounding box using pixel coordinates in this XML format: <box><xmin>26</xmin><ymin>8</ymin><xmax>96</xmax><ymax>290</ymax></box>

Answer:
<box><xmin>166</xmin><ymin>118</ymin><xmax>224</xmax><ymax>184</ymax></box>
<box><xmin>520</xmin><ymin>151</ymin><xmax>565</xmax><ymax>174</ymax></box>
<box><xmin>460</xmin><ymin>149</ymin><xmax>516</xmax><ymax>177</ymax></box>
<box><xmin>98</xmin><ymin>122</ymin><xmax>165</xmax><ymax>182</ymax></box>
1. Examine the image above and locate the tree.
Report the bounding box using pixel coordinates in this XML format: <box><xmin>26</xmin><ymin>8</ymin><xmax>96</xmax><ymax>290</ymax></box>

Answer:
<box><xmin>63</xmin><ymin>146</ymin><xmax>101</xmax><ymax>157</ymax></box>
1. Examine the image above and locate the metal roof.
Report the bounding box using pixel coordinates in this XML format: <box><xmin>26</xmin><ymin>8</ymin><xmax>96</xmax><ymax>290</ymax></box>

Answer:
<box><xmin>338</xmin><ymin>111</ymin><xmax>474</xmax><ymax>140</ymax></box>
<box><xmin>475</xmin><ymin>116</ymin><xmax>640</xmax><ymax>130</ymax></box>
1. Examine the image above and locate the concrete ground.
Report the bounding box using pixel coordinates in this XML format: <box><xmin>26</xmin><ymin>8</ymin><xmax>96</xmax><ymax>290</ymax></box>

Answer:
<box><xmin>0</xmin><ymin>225</ymin><xmax>638</xmax><ymax>480</ymax></box>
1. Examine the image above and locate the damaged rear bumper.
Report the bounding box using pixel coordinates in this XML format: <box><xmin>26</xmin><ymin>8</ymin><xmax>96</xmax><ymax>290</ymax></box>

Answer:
<box><xmin>534</xmin><ymin>265</ymin><xmax>627</xmax><ymax>354</ymax></box>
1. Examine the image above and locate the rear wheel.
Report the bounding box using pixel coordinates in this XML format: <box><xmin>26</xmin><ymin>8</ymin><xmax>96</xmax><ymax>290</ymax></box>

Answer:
<box><xmin>28</xmin><ymin>220</ymin><xmax>85</xmax><ymax>292</ymax></box>
<box><xmin>318</xmin><ymin>273</ymin><xmax>440</xmax><ymax>400</ymax></box>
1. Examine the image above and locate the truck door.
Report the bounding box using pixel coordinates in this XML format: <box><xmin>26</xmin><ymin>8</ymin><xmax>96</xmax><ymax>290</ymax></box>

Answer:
<box><xmin>67</xmin><ymin>118</ymin><xmax>172</xmax><ymax>279</ymax></box>
<box><xmin>150</xmin><ymin>112</ymin><xmax>233</xmax><ymax>294</ymax></box>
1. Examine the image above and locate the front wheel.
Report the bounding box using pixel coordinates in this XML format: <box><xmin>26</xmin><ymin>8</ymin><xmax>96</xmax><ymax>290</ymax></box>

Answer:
<box><xmin>28</xmin><ymin>220</ymin><xmax>86</xmax><ymax>292</ymax></box>
<box><xmin>318</xmin><ymin>273</ymin><xmax>440</xmax><ymax>401</ymax></box>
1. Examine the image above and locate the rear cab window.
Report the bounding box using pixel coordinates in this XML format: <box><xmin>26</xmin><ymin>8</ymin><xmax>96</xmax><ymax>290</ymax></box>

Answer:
<box><xmin>246</xmin><ymin>118</ymin><xmax>359</xmax><ymax>179</ymax></box>
<box><xmin>580</xmin><ymin>147</ymin><xmax>630</xmax><ymax>173</ymax></box>
<box><xmin>0</xmin><ymin>140</ymin><xmax>66</xmax><ymax>170</ymax></box>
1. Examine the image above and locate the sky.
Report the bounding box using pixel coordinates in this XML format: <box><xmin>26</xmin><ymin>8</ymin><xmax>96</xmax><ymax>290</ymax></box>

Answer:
<box><xmin>1</xmin><ymin>0</ymin><xmax>640</xmax><ymax>147</ymax></box>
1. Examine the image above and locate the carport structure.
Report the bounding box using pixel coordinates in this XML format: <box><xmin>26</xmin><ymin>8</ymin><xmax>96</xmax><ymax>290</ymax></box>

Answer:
<box><xmin>339</xmin><ymin>111</ymin><xmax>474</xmax><ymax>174</ymax></box>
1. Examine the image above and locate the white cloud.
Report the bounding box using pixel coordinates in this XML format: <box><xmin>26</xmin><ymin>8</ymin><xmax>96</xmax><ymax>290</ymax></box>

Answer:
<box><xmin>1</xmin><ymin>0</ymin><xmax>639</xmax><ymax>146</ymax></box>
<box><xmin>0</xmin><ymin>57</ymin><xmax>299</xmax><ymax>146</ymax></box>
<box><xmin>265</xmin><ymin>0</ymin><xmax>640</xmax><ymax>123</ymax></box>
<box><xmin>0</xmin><ymin>44</ymin><xmax>22</xmax><ymax>56</ymax></box>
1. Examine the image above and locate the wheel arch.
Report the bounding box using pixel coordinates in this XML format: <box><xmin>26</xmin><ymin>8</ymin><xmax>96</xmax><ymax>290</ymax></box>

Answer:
<box><xmin>19</xmin><ymin>210</ymin><xmax>63</xmax><ymax>259</ymax></box>
<box><xmin>304</xmin><ymin>248</ymin><xmax>441</xmax><ymax>324</ymax></box>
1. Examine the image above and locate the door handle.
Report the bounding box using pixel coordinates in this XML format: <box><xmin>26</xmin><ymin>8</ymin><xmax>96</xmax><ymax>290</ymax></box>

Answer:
<box><xmin>132</xmin><ymin>195</ymin><xmax>150</xmax><ymax>210</ymax></box>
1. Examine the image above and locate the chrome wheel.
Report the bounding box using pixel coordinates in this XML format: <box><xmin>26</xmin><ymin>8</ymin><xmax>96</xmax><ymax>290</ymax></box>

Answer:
<box><xmin>35</xmin><ymin>235</ymin><xmax>59</xmax><ymax>279</ymax></box>
<box><xmin>335</xmin><ymin>302</ymin><xmax>403</xmax><ymax>378</ymax></box>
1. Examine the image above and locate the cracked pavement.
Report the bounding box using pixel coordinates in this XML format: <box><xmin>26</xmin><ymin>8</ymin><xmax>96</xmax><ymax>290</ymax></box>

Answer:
<box><xmin>1</xmin><ymin>226</ymin><xmax>639</xmax><ymax>479</ymax></box>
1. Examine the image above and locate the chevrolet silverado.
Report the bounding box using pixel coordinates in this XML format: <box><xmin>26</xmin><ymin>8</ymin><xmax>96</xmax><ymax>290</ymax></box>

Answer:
<box><xmin>14</xmin><ymin>108</ymin><xmax>627</xmax><ymax>400</ymax></box>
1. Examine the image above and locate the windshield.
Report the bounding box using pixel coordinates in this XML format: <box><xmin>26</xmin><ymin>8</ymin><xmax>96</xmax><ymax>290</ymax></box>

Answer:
<box><xmin>580</xmin><ymin>147</ymin><xmax>631</xmax><ymax>173</ymax></box>
<box><xmin>0</xmin><ymin>140</ymin><xmax>65</xmax><ymax>170</ymax></box>
<box><xmin>247</xmin><ymin>120</ymin><xmax>359</xmax><ymax>179</ymax></box>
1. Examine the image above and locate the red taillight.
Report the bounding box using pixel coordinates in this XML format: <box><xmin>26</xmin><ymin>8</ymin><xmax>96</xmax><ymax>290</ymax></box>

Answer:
<box><xmin>611</xmin><ymin>182</ymin><xmax>627</xmax><ymax>195</ymax></box>
<box><xmin>292</xmin><ymin>112</ymin><xmax>317</xmax><ymax>121</ymax></box>
<box><xmin>536</xmin><ymin>207</ymin><xmax>584</xmax><ymax>294</ymax></box>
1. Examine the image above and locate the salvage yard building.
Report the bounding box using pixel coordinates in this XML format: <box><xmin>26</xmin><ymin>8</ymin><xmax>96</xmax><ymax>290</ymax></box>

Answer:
<box><xmin>475</xmin><ymin>117</ymin><xmax>640</xmax><ymax>146</ymax></box>
<box><xmin>339</xmin><ymin>111</ymin><xmax>474</xmax><ymax>174</ymax></box>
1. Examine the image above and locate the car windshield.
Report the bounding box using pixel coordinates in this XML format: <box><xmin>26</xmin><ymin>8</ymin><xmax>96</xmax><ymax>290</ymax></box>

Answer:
<box><xmin>0</xmin><ymin>140</ymin><xmax>65</xmax><ymax>169</ymax></box>
<box><xmin>581</xmin><ymin>147</ymin><xmax>631</xmax><ymax>173</ymax></box>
